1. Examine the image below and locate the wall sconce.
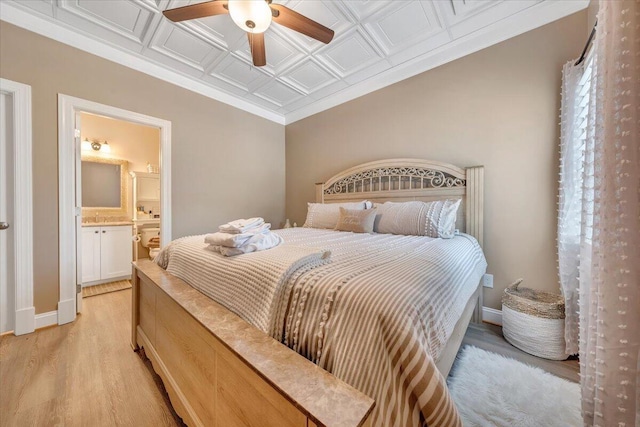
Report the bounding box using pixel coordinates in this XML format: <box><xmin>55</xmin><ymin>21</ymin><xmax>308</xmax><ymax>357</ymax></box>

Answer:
<box><xmin>82</xmin><ymin>138</ymin><xmax>111</xmax><ymax>153</ymax></box>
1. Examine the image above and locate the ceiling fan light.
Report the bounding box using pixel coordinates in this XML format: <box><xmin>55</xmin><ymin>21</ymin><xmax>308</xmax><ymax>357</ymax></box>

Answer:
<box><xmin>228</xmin><ymin>0</ymin><xmax>272</xmax><ymax>33</ymax></box>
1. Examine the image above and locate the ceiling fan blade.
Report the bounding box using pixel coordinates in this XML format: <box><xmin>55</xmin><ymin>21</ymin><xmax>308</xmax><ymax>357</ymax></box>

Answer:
<box><xmin>248</xmin><ymin>32</ymin><xmax>266</xmax><ymax>66</ymax></box>
<box><xmin>270</xmin><ymin>4</ymin><xmax>334</xmax><ymax>44</ymax></box>
<box><xmin>163</xmin><ymin>1</ymin><xmax>228</xmax><ymax>23</ymax></box>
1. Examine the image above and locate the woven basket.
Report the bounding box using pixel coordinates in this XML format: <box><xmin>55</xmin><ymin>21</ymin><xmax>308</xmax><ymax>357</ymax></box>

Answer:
<box><xmin>502</xmin><ymin>279</ymin><xmax>567</xmax><ymax>360</ymax></box>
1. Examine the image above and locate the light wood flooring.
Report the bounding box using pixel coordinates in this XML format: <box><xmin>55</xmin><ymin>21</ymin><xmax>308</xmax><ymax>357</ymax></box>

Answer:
<box><xmin>0</xmin><ymin>288</ymin><xmax>184</xmax><ymax>427</ymax></box>
<box><xmin>1</xmin><ymin>290</ymin><xmax>579</xmax><ymax>426</ymax></box>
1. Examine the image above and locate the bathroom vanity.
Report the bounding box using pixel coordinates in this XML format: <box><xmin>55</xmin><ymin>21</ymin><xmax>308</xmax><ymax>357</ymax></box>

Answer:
<box><xmin>81</xmin><ymin>223</ymin><xmax>133</xmax><ymax>286</ymax></box>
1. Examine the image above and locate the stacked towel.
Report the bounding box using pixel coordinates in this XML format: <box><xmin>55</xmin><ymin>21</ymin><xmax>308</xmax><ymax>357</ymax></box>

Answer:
<box><xmin>208</xmin><ymin>232</ymin><xmax>284</xmax><ymax>257</ymax></box>
<box><xmin>205</xmin><ymin>217</ymin><xmax>283</xmax><ymax>256</ymax></box>
<box><xmin>218</xmin><ymin>217</ymin><xmax>265</xmax><ymax>234</ymax></box>
<box><xmin>204</xmin><ymin>223</ymin><xmax>271</xmax><ymax>247</ymax></box>
<box><xmin>147</xmin><ymin>236</ymin><xmax>160</xmax><ymax>249</ymax></box>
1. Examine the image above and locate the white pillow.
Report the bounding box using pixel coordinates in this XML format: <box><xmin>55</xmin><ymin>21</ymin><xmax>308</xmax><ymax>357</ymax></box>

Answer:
<box><xmin>303</xmin><ymin>201</ymin><xmax>369</xmax><ymax>229</ymax></box>
<box><xmin>373</xmin><ymin>199</ymin><xmax>461</xmax><ymax>238</ymax></box>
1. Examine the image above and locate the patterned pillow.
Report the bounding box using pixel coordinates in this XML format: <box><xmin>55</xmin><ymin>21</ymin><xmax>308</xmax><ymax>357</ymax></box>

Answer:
<box><xmin>373</xmin><ymin>199</ymin><xmax>461</xmax><ymax>238</ymax></box>
<box><xmin>334</xmin><ymin>207</ymin><xmax>377</xmax><ymax>233</ymax></box>
<box><xmin>303</xmin><ymin>201</ymin><xmax>369</xmax><ymax>229</ymax></box>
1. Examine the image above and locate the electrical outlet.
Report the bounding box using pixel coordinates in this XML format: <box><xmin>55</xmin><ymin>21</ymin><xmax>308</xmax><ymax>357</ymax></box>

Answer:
<box><xmin>482</xmin><ymin>274</ymin><xmax>494</xmax><ymax>288</ymax></box>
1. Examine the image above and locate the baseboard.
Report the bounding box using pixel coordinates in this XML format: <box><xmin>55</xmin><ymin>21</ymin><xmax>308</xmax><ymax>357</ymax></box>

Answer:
<box><xmin>14</xmin><ymin>307</ymin><xmax>35</xmax><ymax>335</ymax></box>
<box><xmin>57</xmin><ymin>298</ymin><xmax>76</xmax><ymax>325</ymax></box>
<box><xmin>482</xmin><ymin>307</ymin><xmax>503</xmax><ymax>326</ymax></box>
<box><xmin>35</xmin><ymin>311</ymin><xmax>58</xmax><ymax>330</ymax></box>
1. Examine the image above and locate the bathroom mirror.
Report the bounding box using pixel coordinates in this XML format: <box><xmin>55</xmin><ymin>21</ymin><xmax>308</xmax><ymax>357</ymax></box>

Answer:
<box><xmin>81</xmin><ymin>156</ymin><xmax>129</xmax><ymax>218</ymax></box>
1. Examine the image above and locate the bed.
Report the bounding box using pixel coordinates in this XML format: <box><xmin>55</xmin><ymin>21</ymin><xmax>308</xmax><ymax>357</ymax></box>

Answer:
<box><xmin>131</xmin><ymin>158</ymin><xmax>485</xmax><ymax>427</ymax></box>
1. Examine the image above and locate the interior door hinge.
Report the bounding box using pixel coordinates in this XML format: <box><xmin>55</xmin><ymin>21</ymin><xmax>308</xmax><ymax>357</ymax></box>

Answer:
<box><xmin>74</xmin><ymin>129</ymin><xmax>81</xmax><ymax>138</ymax></box>
<box><xmin>76</xmin><ymin>284</ymin><xmax>81</xmax><ymax>293</ymax></box>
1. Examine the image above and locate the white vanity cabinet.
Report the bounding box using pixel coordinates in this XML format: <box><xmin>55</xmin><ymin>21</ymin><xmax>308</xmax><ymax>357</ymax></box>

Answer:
<box><xmin>81</xmin><ymin>227</ymin><xmax>101</xmax><ymax>283</ymax></box>
<box><xmin>81</xmin><ymin>225</ymin><xmax>132</xmax><ymax>285</ymax></box>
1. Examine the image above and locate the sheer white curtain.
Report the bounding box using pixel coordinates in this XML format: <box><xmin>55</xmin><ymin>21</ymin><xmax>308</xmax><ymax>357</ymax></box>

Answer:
<box><xmin>558</xmin><ymin>57</ymin><xmax>589</xmax><ymax>357</ymax></box>
<box><xmin>559</xmin><ymin>1</ymin><xmax>639</xmax><ymax>426</ymax></box>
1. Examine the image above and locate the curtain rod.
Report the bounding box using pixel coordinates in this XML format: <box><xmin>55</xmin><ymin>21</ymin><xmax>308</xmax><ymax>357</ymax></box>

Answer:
<box><xmin>575</xmin><ymin>19</ymin><xmax>597</xmax><ymax>66</ymax></box>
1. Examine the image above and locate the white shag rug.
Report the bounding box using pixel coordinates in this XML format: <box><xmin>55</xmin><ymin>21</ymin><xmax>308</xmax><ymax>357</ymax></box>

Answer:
<box><xmin>448</xmin><ymin>346</ymin><xmax>581</xmax><ymax>427</ymax></box>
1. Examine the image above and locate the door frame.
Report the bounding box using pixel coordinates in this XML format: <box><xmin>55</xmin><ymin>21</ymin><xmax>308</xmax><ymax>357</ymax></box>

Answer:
<box><xmin>0</xmin><ymin>78</ymin><xmax>35</xmax><ymax>335</ymax></box>
<box><xmin>58</xmin><ymin>94</ymin><xmax>171</xmax><ymax>325</ymax></box>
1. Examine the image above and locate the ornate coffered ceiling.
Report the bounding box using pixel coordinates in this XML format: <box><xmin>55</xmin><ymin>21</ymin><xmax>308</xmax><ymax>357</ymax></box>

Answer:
<box><xmin>1</xmin><ymin>0</ymin><xmax>588</xmax><ymax>124</ymax></box>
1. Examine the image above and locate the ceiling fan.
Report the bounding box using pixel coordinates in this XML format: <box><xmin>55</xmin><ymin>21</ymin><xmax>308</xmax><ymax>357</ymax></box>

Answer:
<box><xmin>163</xmin><ymin>0</ymin><xmax>335</xmax><ymax>67</ymax></box>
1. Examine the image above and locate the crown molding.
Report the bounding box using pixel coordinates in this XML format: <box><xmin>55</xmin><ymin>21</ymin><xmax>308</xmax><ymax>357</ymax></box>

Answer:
<box><xmin>1</xmin><ymin>1</ymin><xmax>588</xmax><ymax>126</ymax></box>
<box><xmin>0</xmin><ymin>2</ymin><xmax>286</xmax><ymax>125</ymax></box>
<box><xmin>284</xmin><ymin>0</ymin><xmax>589</xmax><ymax>124</ymax></box>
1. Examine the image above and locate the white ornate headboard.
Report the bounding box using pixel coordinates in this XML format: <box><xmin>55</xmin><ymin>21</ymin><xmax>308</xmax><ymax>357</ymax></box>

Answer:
<box><xmin>315</xmin><ymin>158</ymin><xmax>484</xmax><ymax>246</ymax></box>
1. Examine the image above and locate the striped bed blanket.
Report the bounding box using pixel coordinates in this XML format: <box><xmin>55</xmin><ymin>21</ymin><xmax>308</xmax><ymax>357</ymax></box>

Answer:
<box><xmin>157</xmin><ymin>228</ymin><xmax>487</xmax><ymax>427</ymax></box>
<box><xmin>155</xmin><ymin>241</ymin><xmax>331</xmax><ymax>332</ymax></box>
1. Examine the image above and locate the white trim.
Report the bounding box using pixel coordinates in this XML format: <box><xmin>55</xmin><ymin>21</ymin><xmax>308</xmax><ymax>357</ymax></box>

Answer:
<box><xmin>35</xmin><ymin>310</ymin><xmax>58</xmax><ymax>330</ymax></box>
<box><xmin>0</xmin><ymin>3</ymin><xmax>285</xmax><ymax>125</ymax></box>
<box><xmin>482</xmin><ymin>307</ymin><xmax>503</xmax><ymax>326</ymax></box>
<box><xmin>14</xmin><ymin>307</ymin><xmax>35</xmax><ymax>335</ymax></box>
<box><xmin>58</xmin><ymin>94</ymin><xmax>172</xmax><ymax>325</ymax></box>
<box><xmin>0</xmin><ymin>78</ymin><xmax>35</xmax><ymax>336</ymax></box>
<box><xmin>1</xmin><ymin>1</ymin><xmax>586</xmax><ymax>125</ymax></box>
<box><xmin>57</xmin><ymin>299</ymin><xmax>76</xmax><ymax>325</ymax></box>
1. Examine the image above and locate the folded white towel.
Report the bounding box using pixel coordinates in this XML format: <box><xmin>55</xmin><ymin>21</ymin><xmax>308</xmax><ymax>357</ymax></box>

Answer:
<box><xmin>241</xmin><ymin>222</ymin><xmax>271</xmax><ymax>235</ymax></box>
<box><xmin>219</xmin><ymin>217</ymin><xmax>265</xmax><ymax>234</ymax></box>
<box><xmin>206</xmin><ymin>231</ymin><xmax>284</xmax><ymax>257</ymax></box>
<box><xmin>204</xmin><ymin>223</ymin><xmax>271</xmax><ymax>248</ymax></box>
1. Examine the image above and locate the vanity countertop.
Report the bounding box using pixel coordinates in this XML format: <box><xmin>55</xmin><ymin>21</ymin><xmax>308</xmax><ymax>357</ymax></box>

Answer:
<box><xmin>82</xmin><ymin>221</ymin><xmax>133</xmax><ymax>227</ymax></box>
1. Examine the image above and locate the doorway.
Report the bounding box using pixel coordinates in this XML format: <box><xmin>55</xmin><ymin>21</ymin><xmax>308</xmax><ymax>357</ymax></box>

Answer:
<box><xmin>0</xmin><ymin>78</ymin><xmax>35</xmax><ymax>336</ymax></box>
<box><xmin>78</xmin><ymin>112</ymin><xmax>161</xmax><ymax>303</ymax></box>
<box><xmin>58</xmin><ymin>95</ymin><xmax>171</xmax><ymax>325</ymax></box>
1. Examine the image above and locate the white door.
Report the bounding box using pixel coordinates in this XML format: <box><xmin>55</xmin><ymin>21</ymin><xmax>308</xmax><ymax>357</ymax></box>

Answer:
<box><xmin>0</xmin><ymin>91</ymin><xmax>15</xmax><ymax>333</ymax></box>
<box><xmin>81</xmin><ymin>227</ymin><xmax>101</xmax><ymax>284</ymax></box>
<box><xmin>100</xmin><ymin>226</ymin><xmax>133</xmax><ymax>280</ymax></box>
<box><xmin>75</xmin><ymin>113</ymin><xmax>83</xmax><ymax>313</ymax></box>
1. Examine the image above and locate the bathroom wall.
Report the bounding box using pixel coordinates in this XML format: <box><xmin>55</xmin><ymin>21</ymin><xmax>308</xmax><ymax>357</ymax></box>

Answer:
<box><xmin>81</xmin><ymin>112</ymin><xmax>160</xmax><ymax>172</ymax></box>
<box><xmin>80</xmin><ymin>112</ymin><xmax>160</xmax><ymax>223</ymax></box>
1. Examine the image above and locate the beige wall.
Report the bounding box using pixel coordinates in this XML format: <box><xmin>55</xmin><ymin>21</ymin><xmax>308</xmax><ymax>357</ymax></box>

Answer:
<box><xmin>285</xmin><ymin>11</ymin><xmax>587</xmax><ymax>310</ymax></box>
<box><xmin>0</xmin><ymin>22</ymin><xmax>285</xmax><ymax>314</ymax></box>
<box><xmin>80</xmin><ymin>113</ymin><xmax>161</xmax><ymax>222</ymax></box>
<box><xmin>1</xmin><ymin>11</ymin><xmax>588</xmax><ymax>314</ymax></box>
<box><xmin>81</xmin><ymin>112</ymin><xmax>160</xmax><ymax>173</ymax></box>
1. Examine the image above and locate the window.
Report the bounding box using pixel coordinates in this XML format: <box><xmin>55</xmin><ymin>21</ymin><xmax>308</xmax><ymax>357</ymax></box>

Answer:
<box><xmin>561</xmin><ymin>53</ymin><xmax>594</xmax><ymax>247</ymax></box>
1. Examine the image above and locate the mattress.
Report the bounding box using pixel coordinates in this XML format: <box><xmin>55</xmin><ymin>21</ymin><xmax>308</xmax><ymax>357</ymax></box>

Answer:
<box><xmin>157</xmin><ymin>228</ymin><xmax>487</xmax><ymax>427</ymax></box>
